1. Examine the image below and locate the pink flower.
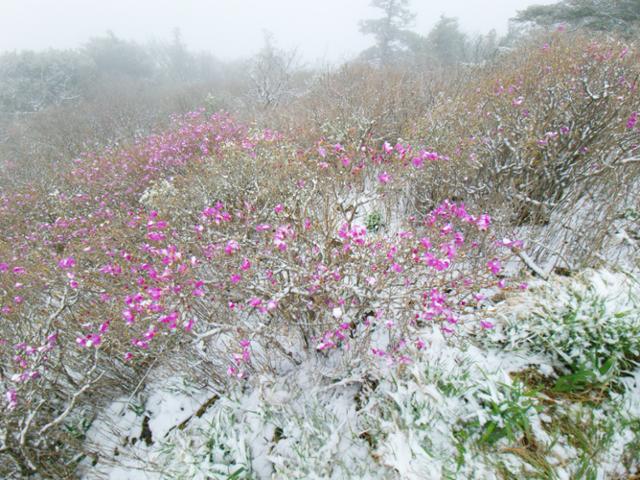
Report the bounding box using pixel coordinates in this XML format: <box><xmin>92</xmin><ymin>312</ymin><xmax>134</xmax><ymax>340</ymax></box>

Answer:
<box><xmin>192</xmin><ymin>285</ymin><xmax>205</xmax><ymax>297</ymax></box>
<box><xmin>627</xmin><ymin>112</ymin><xmax>638</xmax><ymax>130</ymax></box>
<box><xmin>498</xmin><ymin>238</ymin><xmax>524</xmax><ymax>249</ymax></box>
<box><xmin>378</xmin><ymin>171</ymin><xmax>391</xmax><ymax>184</ymax></box>
<box><xmin>58</xmin><ymin>257</ymin><xmax>75</xmax><ymax>269</ymax></box>
<box><xmin>240</xmin><ymin>258</ymin><xmax>251</xmax><ymax>271</ymax></box>
<box><xmin>225</xmin><ymin>240</ymin><xmax>239</xmax><ymax>255</ymax></box>
<box><xmin>132</xmin><ymin>338</ymin><xmax>149</xmax><ymax>350</ymax></box>
<box><xmin>147</xmin><ymin>287</ymin><xmax>163</xmax><ymax>300</ymax></box>
<box><xmin>316</xmin><ymin>340</ymin><xmax>335</xmax><ymax>351</ymax></box>
<box><xmin>6</xmin><ymin>389</ymin><xmax>17</xmax><ymax>410</ymax></box>
<box><xmin>123</xmin><ymin>309</ymin><xmax>135</xmax><ymax>325</ymax></box>
<box><xmin>159</xmin><ymin>312</ymin><xmax>179</xmax><ymax>328</ymax></box>
<box><xmin>274</xmin><ymin>204</ymin><xmax>284</xmax><ymax>214</ymax></box>
<box><xmin>249</xmin><ymin>297</ymin><xmax>262</xmax><ymax>308</ymax></box>
<box><xmin>274</xmin><ymin>224</ymin><xmax>295</xmax><ymax>251</ymax></box>
<box><xmin>480</xmin><ymin>320</ymin><xmax>494</xmax><ymax>329</ymax></box>
<box><xmin>397</xmin><ymin>355</ymin><xmax>412</xmax><ymax>365</ymax></box>
<box><xmin>147</xmin><ymin>231</ymin><xmax>165</xmax><ymax>242</ymax></box>
<box><xmin>148</xmin><ymin>220</ymin><xmax>168</xmax><ymax>230</ymax></box>
<box><xmin>202</xmin><ymin>207</ymin><xmax>216</xmax><ymax>217</ymax></box>
<box><xmin>476</xmin><ymin>214</ymin><xmax>491</xmax><ymax>231</ymax></box>
<box><xmin>76</xmin><ymin>333</ymin><xmax>102</xmax><ymax>348</ymax></box>
<box><xmin>487</xmin><ymin>258</ymin><xmax>502</xmax><ymax>275</ymax></box>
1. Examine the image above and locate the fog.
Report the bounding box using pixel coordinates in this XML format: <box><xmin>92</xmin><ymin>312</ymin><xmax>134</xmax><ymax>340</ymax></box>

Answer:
<box><xmin>2</xmin><ymin>0</ymin><xmax>555</xmax><ymax>60</ymax></box>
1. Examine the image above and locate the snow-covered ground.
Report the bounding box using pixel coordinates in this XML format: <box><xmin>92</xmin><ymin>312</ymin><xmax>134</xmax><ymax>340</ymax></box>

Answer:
<box><xmin>81</xmin><ymin>268</ymin><xmax>640</xmax><ymax>479</ymax></box>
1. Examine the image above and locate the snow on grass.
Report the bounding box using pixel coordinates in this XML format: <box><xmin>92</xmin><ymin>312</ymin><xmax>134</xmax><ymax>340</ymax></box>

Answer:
<box><xmin>486</xmin><ymin>268</ymin><xmax>640</xmax><ymax>375</ymax></box>
<box><xmin>362</xmin><ymin>329</ymin><xmax>554</xmax><ymax>479</ymax></box>
<box><xmin>82</xmin><ymin>268</ymin><xmax>640</xmax><ymax>479</ymax></box>
<box><xmin>82</xmin><ymin>376</ymin><xmax>215</xmax><ymax>479</ymax></box>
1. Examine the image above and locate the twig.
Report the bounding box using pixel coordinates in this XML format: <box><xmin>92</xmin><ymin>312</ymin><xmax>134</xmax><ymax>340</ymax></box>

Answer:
<box><xmin>516</xmin><ymin>250</ymin><xmax>549</xmax><ymax>280</ymax></box>
<box><xmin>39</xmin><ymin>350</ymin><xmax>103</xmax><ymax>436</ymax></box>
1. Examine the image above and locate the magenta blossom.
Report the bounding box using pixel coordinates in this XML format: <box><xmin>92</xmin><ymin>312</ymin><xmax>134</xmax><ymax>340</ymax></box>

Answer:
<box><xmin>58</xmin><ymin>257</ymin><xmax>76</xmax><ymax>269</ymax></box>
<box><xmin>476</xmin><ymin>214</ymin><xmax>491</xmax><ymax>231</ymax></box>
<box><xmin>487</xmin><ymin>258</ymin><xmax>502</xmax><ymax>275</ymax></box>
<box><xmin>378</xmin><ymin>171</ymin><xmax>391</xmax><ymax>184</ymax></box>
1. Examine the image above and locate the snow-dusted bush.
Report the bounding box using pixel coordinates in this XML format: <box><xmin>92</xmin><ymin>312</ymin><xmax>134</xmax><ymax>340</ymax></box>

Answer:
<box><xmin>407</xmin><ymin>32</ymin><xmax>640</xmax><ymax>268</ymax></box>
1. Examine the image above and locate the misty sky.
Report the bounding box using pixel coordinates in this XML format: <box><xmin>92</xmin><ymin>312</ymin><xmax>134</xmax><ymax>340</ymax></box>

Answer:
<box><xmin>1</xmin><ymin>0</ymin><xmax>555</xmax><ymax>61</ymax></box>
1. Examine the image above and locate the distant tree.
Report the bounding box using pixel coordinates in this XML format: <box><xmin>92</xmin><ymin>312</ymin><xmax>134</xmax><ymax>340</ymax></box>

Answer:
<box><xmin>146</xmin><ymin>29</ymin><xmax>223</xmax><ymax>84</ymax></box>
<box><xmin>192</xmin><ymin>51</ymin><xmax>222</xmax><ymax>83</ymax></box>
<box><xmin>165</xmin><ymin>28</ymin><xmax>194</xmax><ymax>81</ymax></box>
<box><xmin>424</xmin><ymin>15</ymin><xmax>468</xmax><ymax>65</ymax></box>
<box><xmin>498</xmin><ymin>21</ymin><xmax>529</xmax><ymax>50</ymax></box>
<box><xmin>515</xmin><ymin>0</ymin><xmax>640</xmax><ymax>35</ymax></box>
<box><xmin>467</xmin><ymin>29</ymin><xmax>499</xmax><ymax>63</ymax></box>
<box><xmin>248</xmin><ymin>32</ymin><xmax>299</xmax><ymax>110</ymax></box>
<box><xmin>0</xmin><ymin>50</ymin><xmax>92</xmax><ymax>114</ymax></box>
<box><xmin>359</xmin><ymin>0</ymin><xmax>417</xmax><ymax>65</ymax></box>
<box><xmin>84</xmin><ymin>31</ymin><xmax>154</xmax><ymax>79</ymax></box>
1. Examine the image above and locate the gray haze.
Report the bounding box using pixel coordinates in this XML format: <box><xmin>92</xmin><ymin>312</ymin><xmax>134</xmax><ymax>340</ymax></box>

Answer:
<box><xmin>1</xmin><ymin>0</ymin><xmax>555</xmax><ymax>61</ymax></box>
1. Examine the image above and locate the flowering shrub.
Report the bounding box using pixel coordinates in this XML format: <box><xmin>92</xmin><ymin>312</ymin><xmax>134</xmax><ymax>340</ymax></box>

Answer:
<box><xmin>0</xmin><ymin>107</ymin><xmax>522</xmax><ymax>477</ymax></box>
